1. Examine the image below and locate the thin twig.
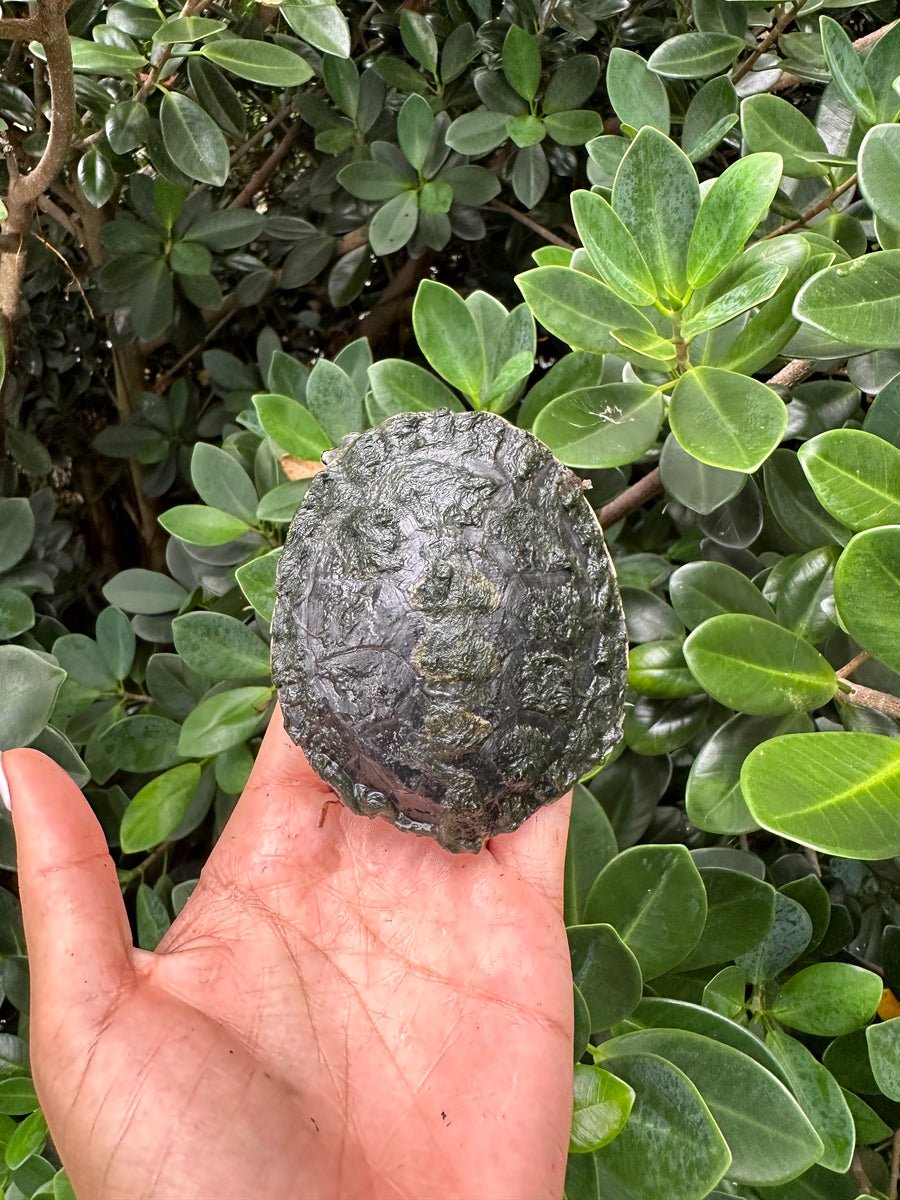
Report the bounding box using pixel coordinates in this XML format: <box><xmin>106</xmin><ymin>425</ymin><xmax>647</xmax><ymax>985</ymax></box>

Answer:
<box><xmin>230</xmin><ymin>103</ymin><xmax>292</xmax><ymax>168</ymax></box>
<box><xmin>852</xmin><ymin>1149</ymin><xmax>874</xmax><ymax>1196</ymax></box>
<box><xmin>732</xmin><ymin>0</ymin><xmax>806</xmax><ymax>85</ymax></box>
<box><xmin>485</xmin><ymin>199</ymin><xmax>576</xmax><ymax>250</ymax></box>
<box><xmin>152</xmin><ymin>299</ymin><xmax>239</xmax><ymax>393</ymax></box>
<box><xmin>837</xmin><ymin>650</ymin><xmax>870</xmax><ymax>679</ymax></box>
<box><xmin>763</xmin><ymin>173</ymin><xmax>858</xmax><ymax>240</ymax></box>
<box><xmin>229</xmin><ymin>120</ymin><xmax>301</xmax><ymax>210</ymax></box>
<box><xmin>775</xmin><ymin>19</ymin><xmax>898</xmax><ymax>92</ymax></box>
<box><xmin>838</xmin><ymin>681</ymin><xmax>900</xmax><ymax>720</ymax></box>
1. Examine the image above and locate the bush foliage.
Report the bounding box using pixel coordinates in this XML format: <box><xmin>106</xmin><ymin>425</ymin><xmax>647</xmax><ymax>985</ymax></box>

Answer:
<box><xmin>1</xmin><ymin>0</ymin><xmax>900</xmax><ymax>1194</ymax></box>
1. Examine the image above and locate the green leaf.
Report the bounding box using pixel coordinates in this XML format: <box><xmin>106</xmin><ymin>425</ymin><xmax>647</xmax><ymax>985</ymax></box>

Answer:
<box><xmin>605</xmin><ymin>48</ymin><xmax>670</xmax><ymax>135</ymax></box>
<box><xmin>178</xmin><ymin>686</ymin><xmax>273</xmax><ymax>757</ymax></box>
<box><xmin>569</xmin><ymin>924</ymin><xmax>643</xmax><ymax>1031</ymax></box>
<box><xmin>686</xmin><ymin>712</ymin><xmax>811</xmax><ymax>835</ymax></box>
<box><xmin>252</xmin><ymin>393</ymin><xmax>331</xmax><ymax>458</ymax></box>
<box><xmin>366</xmin><ymin>359</ymin><xmax>463</xmax><ymax>424</ymax></box>
<box><xmin>648</xmin><ymin>32</ymin><xmax>745</xmax><ymax>79</ymax></box>
<box><xmin>763</xmin><ymin>1029</ymin><xmax>855</xmax><ymax>1174</ymax></box>
<box><xmin>63</xmin><ymin>36</ymin><xmax>147</xmax><ymax>76</ymax></box>
<box><xmin>77</xmin><ymin>147</ymin><xmax>116</xmax><ymax>208</ymax></box>
<box><xmin>859</xmin><ymin>124</ymin><xmax>900</xmax><ymax>231</ymax></box>
<box><xmin>158</xmin><ymin>504</ymin><xmax>251</xmax><ymax>546</ymax></box>
<box><xmin>412</xmin><ymin>280</ymin><xmax>485</xmax><ymax>398</ymax></box>
<box><xmin>172</xmin><ymin>612</ymin><xmax>271</xmax><ymax>681</ymax></box>
<box><xmin>280</xmin><ymin>2</ymin><xmax>350</xmax><ymax>57</ymax></box>
<box><xmin>764</xmin><ymin>449</ymin><xmax>851</xmax><ymax>551</ymax></box>
<box><xmin>0</xmin><ymin>589</ymin><xmax>34</xmax><ymax>640</ymax></box>
<box><xmin>820</xmin><ymin>17</ymin><xmax>877</xmax><ymax>126</ymax></box>
<box><xmin>502</xmin><ymin>24</ymin><xmax>541</xmax><ymax>102</ymax></box>
<box><xmin>564</xmin><ymin>783</ymin><xmax>617</xmax><ymax>926</ymax></box>
<box><xmin>510</xmin><ymin>143</ymin><xmax>548</xmax><ymax>209</ymax></box>
<box><xmin>97</xmin><ymin>714</ymin><xmax>183</xmax><ymax>773</ymax></box>
<box><xmin>678</xmin><ymin>868</ymin><xmax>776</xmax><ymax>969</ymax></box>
<box><xmin>199</xmin><ymin>38</ymin><xmax>313</xmax><ymax>86</ymax></box>
<box><xmin>741</xmin><ymin>94</ymin><xmax>830</xmax><ymax>180</ymax></box>
<box><xmin>842</xmin><ymin>1089</ymin><xmax>892</xmax><ymax>1144</ymax></box>
<box><xmin>681</xmin><ymin>260</ymin><xmax>788</xmax><ymax>339</ymax></box>
<box><xmin>93</xmin><ymin>608</ymin><xmax>135</xmax><ymax>683</ymax></box>
<box><xmin>593</xmin><ymin>1053</ymin><xmax>732</xmax><ymax>1200</ymax></box>
<box><xmin>570</xmin><ymin>1065</ymin><xmax>635</xmax><ymax>1154</ymax></box>
<box><xmin>517</xmin><ymin>266</ymin><xmax>656</xmax><ymax>355</ymax></box>
<box><xmin>627</xmin><ymin>640</ymin><xmax>701</xmax><ymax>699</ymax></box>
<box><xmin>669</xmin><ymin>367</ymin><xmax>787</xmax><ymax>472</ymax></box>
<box><xmin>160</xmin><ymin>92</ymin><xmax>229</xmax><ymax>187</ymax></box>
<box><xmin>153</xmin><ymin>15</ymin><xmax>226</xmax><ymax>42</ymax></box>
<box><xmin>255</xmin><ymin>480</ymin><xmax>310</xmax><ymax>523</ymax></box>
<box><xmin>399</xmin><ymin>10</ymin><xmax>437</xmax><ymax>75</ymax></box>
<box><xmin>136</xmin><ymin>880</ymin><xmax>169</xmax><ymax>951</ymax></box>
<box><xmin>188</xmin><ymin>58</ymin><xmax>246</xmax><ymax>139</ymax></box>
<box><xmin>584</xmin><ymin>844</ymin><xmax>707</xmax><ymax>979</ymax></box>
<box><xmin>438</xmin><ymin>165</ymin><xmax>499</xmax><ymax>207</ymax></box>
<box><xmin>866</xmin><ymin>1017</ymin><xmax>900</xmax><ymax>1100</ymax></box>
<box><xmin>0</xmin><ymin>647</ymin><xmax>66</xmax><ymax>752</ymax></box>
<box><xmin>444</xmin><ymin>110</ymin><xmax>509</xmax><ymax>156</ymax></box>
<box><xmin>772</xmin><ymin>963</ymin><xmax>882</xmax><ymax>1036</ymax></box>
<box><xmin>659</xmin><ymin>438</ymin><xmax>744</xmax><ymax>515</ymax></box>
<box><xmin>0</xmin><ymin>499</ymin><xmax>35</xmax><ymax>572</ymax></box>
<box><xmin>596</xmin><ymin>1028</ymin><xmax>823</xmax><ymax>1185</ymax></box>
<box><xmin>120</xmin><ymin>763</ymin><xmax>202</xmax><ymax>853</ymax></box>
<box><xmin>682</xmin><ymin>76</ymin><xmax>737</xmax><ymax>162</ymax></box>
<box><xmin>624</xmin><ymin>694</ymin><xmax>710</xmax><ymax>755</ymax></box>
<box><xmin>741</xmin><ymin>731</ymin><xmax>900</xmax><ymax>859</ymax></box>
<box><xmin>304</xmin><ymin>359</ymin><xmax>364</xmax><ymax>444</ymax></box>
<box><xmin>612</xmin><ymin>127</ymin><xmax>700</xmax><ymax>303</ymax></box>
<box><xmin>671</xmin><ymin>560</ymin><xmax>774</xmax><ymax>630</ymax></box>
<box><xmin>4</xmin><ymin>1108</ymin><xmax>48</xmax><ymax>1171</ymax></box>
<box><xmin>799</xmin><ymin>429</ymin><xmax>900</xmax><ymax>530</ymax></box>
<box><xmin>369</xmin><ymin>191</ymin><xmax>419</xmax><ymax>256</ymax></box>
<box><xmin>190</xmin><ymin>443</ymin><xmax>258</xmax><ymax>525</ymax></box>
<box><xmin>102</xmin><ymin>569</ymin><xmax>187</xmax><ymax>615</ymax></box>
<box><xmin>833</xmin><ymin>526</ymin><xmax>900</xmax><ymax>674</ymax></box>
<box><xmin>532</xmin><ymin>384</ymin><xmax>663</xmax><ymax>468</ymax></box>
<box><xmin>52</xmin><ymin>634</ymin><xmax>117</xmax><ymax>691</ymax></box>
<box><xmin>767</xmin><ymin>546</ymin><xmax>839</xmax><ymax>644</ymax></box>
<box><xmin>543</xmin><ymin>111</ymin><xmax>603</xmax><ymax>146</ymax></box>
<box><xmin>687</xmin><ymin>153</ymin><xmax>783</xmax><ymax>288</ymax></box>
<box><xmin>685</xmin><ymin>615</ymin><xmax>836</xmax><ymax>715</ymax></box>
<box><xmin>235</xmin><ymin>550</ymin><xmax>281</xmax><ymax>624</ymax></box>
<box><xmin>396</xmin><ymin>93</ymin><xmax>434</xmax><ymax>172</ymax></box>
<box><xmin>5</xmin><ymin>427</ymin><xmax>52</xmax><ymax>477</ymax></box>
<box><xmin>0</xmin><ymin>1078</ymin><xmax>38</xmax><ymax>1115</ymax></box>
<box><xmin>544</xmin><ymin>54</ymin><xmax>599</xmax><ymax>114</ymax></box>
<box><xmin>571</xmin><ymin>190</ymin><xmax>656</xmax><ymax>305</ymax></box>
<box><xmin>323</xmin><ymin>53</ymin><xmax>358</xmax><ymax>118</ymax></box>
<box><xmin>793</xmin><ymin>250</ymin><xmax>900</xmax><ymax>350</ymax></box>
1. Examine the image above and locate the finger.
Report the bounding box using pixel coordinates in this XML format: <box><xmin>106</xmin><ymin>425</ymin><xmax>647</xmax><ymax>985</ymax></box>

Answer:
<box><xmin>486</xmin><ymin>791</ymin><xmax>572</xmax><ymax>911</ymax></box>
<box><xmin>0</xmin><ymin>750</ymin><xmax>134</xmax><ymax>1019</ymax></box>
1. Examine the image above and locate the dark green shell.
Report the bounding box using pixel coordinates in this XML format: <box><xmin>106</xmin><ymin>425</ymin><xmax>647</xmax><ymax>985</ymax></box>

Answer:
<box><xmin>271</xmin><ymin>408</ymin><xmax>627</xmax><ymax>853</ymax></box>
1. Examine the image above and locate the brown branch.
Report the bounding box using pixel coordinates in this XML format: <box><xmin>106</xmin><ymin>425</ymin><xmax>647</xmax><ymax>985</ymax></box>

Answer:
<box><xmin>230</xmin><ymin>103</ymin><xmax>292</xmax><ymax>169</ymax></box>
<box><xmin>838</xmin><ymin>680</ymin><xmax>900</xmax><ymax>720</ymax></box>
<box><xmin>229</xmin><ymin>120</ymin><xmax>301</xmax><ymax>210</ymax></box>
<box><xmin>135</xmin><ymin>0</ymin><xmax>213</xmax><ymax>102</ymax></box>
<box><xmin>774</xmin><ymin>19</ymin><xmax>898</xmax><ymax>92</ymax></box>
<box><xmin>596</xmin><ymin>359</ymin><xmax>815</xmax><ymax>528</ymax></box>
<box><xmin>763</xmin><ymin>173</ymin><xmax>858</xmax><ymax>240</ymax></box>
<box><xmin>837</xmin><ymin>650</ymin><xmax>870</xmax><ymax>679</ymax></box>
<box><xmin>13</xmin><ymin>5</ymin><xmax>75</xmax><ymax>207</ymax></box>
<box><xmin>890</xmin><ymin>1127</ymin><xmax>900</xmax><ymax>1200</ymax></box>
<box><xmin>485</xmin><ymin>200</ymin><xmax>576</xmax><ymax>250</ymax></box>
<box><xmin>0</xmin><ymin>16</ymin><xmax>39</xmax><ymax>40</ymax></box>
<box><xmin>732</xmin><ymin>0</ymin><xmax>806</xmax><ymax>85</ymax></box>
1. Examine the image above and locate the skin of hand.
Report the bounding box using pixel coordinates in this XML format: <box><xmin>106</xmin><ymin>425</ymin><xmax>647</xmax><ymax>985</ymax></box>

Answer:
<box><xmin>2</xmin><ymin>707</ymin><xmax>574</xmax><ymax>1200</ymax></box>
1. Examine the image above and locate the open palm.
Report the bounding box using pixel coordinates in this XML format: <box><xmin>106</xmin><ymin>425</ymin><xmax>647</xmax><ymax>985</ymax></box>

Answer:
<box><xmin>5</xmin><ymin>710</ymin><xmax>573</xmax><ymax>1200</ymax></box>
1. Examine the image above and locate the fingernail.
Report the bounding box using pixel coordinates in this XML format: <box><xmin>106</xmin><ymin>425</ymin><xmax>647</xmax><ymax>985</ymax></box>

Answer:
<box><xmin>0</xmin><ymin>755</ymin><xmax>10</xmax><ymax>812</ymax></box>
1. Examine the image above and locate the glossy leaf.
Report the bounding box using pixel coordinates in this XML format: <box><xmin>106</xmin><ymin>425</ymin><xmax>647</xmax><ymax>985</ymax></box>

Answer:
<box><xmin>669</xmin><ymin>561</ymin><xmax>775</xmax><ymax>629</ymax></box>
<box><xmin>605</xmin><ymin>48</ymin><xmax>670</xmax><ymax>135</ymax></box>
<box><xmin>741</xmin><ymin>731</ymin><xmax>900</xmax><ymax>859</ymax></box>
<box><xmin>532</xmin><ymin>384</ymin><xmax>663</xmax><ymax>468</ymax></box>
<box><xmin>158</xmin><ymin>504</ymin><xmax>251</xmax><ymax>546</ymax></box>
<box><xmin>687</xmin><ymin>153</ymin><xmax>783</xmax><ymax>288</ymax></box>
<box><xmin>570</xmin><ymin>1065</ymin><xmax>634</xmax><ymax>1153</ymax></box>
<box><xmin>190</xmin><ymin>443</ymin><xmax>257</xmax><ymax>525</ymax></box>
<box><xmin>120</xmin><ymin>763</ymin><xmax>202</xmax><ymax>853</ymax></box>
<box><xmin>833</xmin><ymin>525</ymin><xmax>900</xmax><ymax>673</ymax></box>
<box><xmin>252</xmin><ymin>393</ymin><xmax>331</xmax><ymax>459</ymax></box>
<box><xmin>669</xmin><ymin>368</ymin><xmax>787</xmax><ymax>472</ymax></box>
<box><xmin>569</xmin><ymin>924</ymin><xmax>643</xmax><ymax>1031</ymax></box>
<box><xmin>597</xmin><ymin>1028</ymin><xmax>823</xmax><ymax>1185</ymax></box>
<box><xmin>866</xmin><ymin>1017</ymin><xmax>900</xmax><ymax>1099</ymax></box>
<box><xmin>741</xmin><ymin>94</ymin><xmax>830</xmax><ymax>180</ymax></box>
<box><xmin>571</xmin><ymin>190</ymin><xmax>656</xmax><ymax>305</ymax></box>
<box><xmin>683</xmin><ymin>614</ymin><xmax>837</xmax><ymax>715</ymax></box>
<box><xmin>199</xmin><ymin>38</ymin><xmax>314</xmax><ymax>86</ymax></box>
<box><xmin>612</xmin><ymin>127</ymin><xmax>700</xmax><ymax>302</ymax></box>
<box><xmin>659</xmin><ymin>436</ymin><xmax>744</xmax><ymax>515</ymax></box>
<box><xmin>235</xmin><ymin>550</ymin><xmax>281</xmax><ymax>624</ymax></box>
<box><xmin>820</xmin><ymin>16</ymin><xmax>877</xmax><ymax>126</ymax></box>
<box><xmin>764</xmin><ymin>449</ymin><xmax>851</xmax><ymax>551</ymax></box>
<box><xmin>772</xmin><ymin>963</ymin><xmax>883</xmax><ymax>1036</ymax></box>
<box><xmin>648</xmin><ymin>32</ymin><xmax>744</xmax><ymax>79</ymax></box>
<box><xmin>765</xmin><ymin>1027</ymin><xmax>855</xmax><ymax>1174</ymax></box>
<box><xmin>584</xmin><ymin>844</ymin><xmax>707</xmax><ymax>979</ymax></box>
<box><xmin>177</xmin><ymin>686</ymin><xmax>274</xmax><ymax>757</ymax></box>
<box><xmin>798</xmin><ymin>429</ymin><xmax>900</xmax><ymax>530</ymax></box>
<box><xmin>172</xmin><ymin>612</ymin><xmax>271</xmax><ymax>682</ymax></box>
<box><xmin>367</xmin><ymin>360</ymin><xmax>462</xmax><ymax>423</ymax></box>
<box><xmin>627</xmin><ymin>640</ymin><xmax>700</xmax><ymax>698</ymax></box>
<box><xmin>793</xmin><ymin>251</ymin><xmax>900</xmax><ymax>350</ymax></box>
<box><xmin>678</xmin><ymin>868</ymin><xmax>776</xmax><ymax>969</ymax></box>
<box><xmin>412</xmin><ymin>280</ymin><xmax>485</xmax><ymax>399</ymax></box>
<box><xmin>564</xmin><ymin>783</ymin><xmax>618</xmax><ymax>926</ymax></box>
<box><xmin>160</xmin><ymin>92</ymin><xmax>229</xmax><ymax>186</ymax></box>
<box><xmin>517</xmin><ymin>266</ymin><xmax>655</xmax><ymax>355</ymax></box>
<box><xmin>280</xmin><ymin>2</ymin><xmax>350</xmax><ymax>57</ymax></box>
<box><xmin>592</xmin><ymin>1053</ymin><xmax>731</xmax><ymax>1200</ymax></box>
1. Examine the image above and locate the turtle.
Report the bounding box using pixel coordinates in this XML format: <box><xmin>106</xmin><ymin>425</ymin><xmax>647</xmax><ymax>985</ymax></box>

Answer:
<box><xmin>271</xmin><ymin>407</ymin><xmax>628</xmax><ymax>854</ymax></box>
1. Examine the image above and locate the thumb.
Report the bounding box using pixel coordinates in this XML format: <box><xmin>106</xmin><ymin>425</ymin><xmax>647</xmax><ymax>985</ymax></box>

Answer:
<box><xmin>0</xmin><ymin>749</ymin><xmax>134</xmax><ymax>1029</ymax></box>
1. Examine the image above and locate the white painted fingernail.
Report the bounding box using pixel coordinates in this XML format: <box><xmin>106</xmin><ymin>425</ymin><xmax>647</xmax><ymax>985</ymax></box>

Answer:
<box><xmin>0</xmin><ymin>755</ymin><xmax>10</xmax><ymax>812</ymax></box>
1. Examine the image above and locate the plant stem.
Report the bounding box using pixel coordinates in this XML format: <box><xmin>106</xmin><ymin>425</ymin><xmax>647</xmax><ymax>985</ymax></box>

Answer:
<box><xmin>837</xmin><ymin>650</ymin><xmax>870</xmax><ymax>679</ymax></box>
<box><xmin>732</xmin><ymin>0</ymin><xmax>805</xmax><ymax>85</ymax></box>
<box><xmin>838</xmin><ymin>681</ymin><xmax>900</xmax><ymax>720</ymax></box>
<box><xmin>485</xmin><ymin>199</ymin><xmax>576</xmax><ymax>250</ymax></box>
<box><xmin>890</xmin><ymin>1127</ymin><xmax>900</xmax><ymax>1200</ymax></box>
<box><xmin>763</xmin><ymin>173</ymin><xmax>858</xmax><ymax>240</ymax></box>
<box><xmin>229</xmin><ymin>120</ymin><xmax>301</xmax><ymax>210</ymax></box>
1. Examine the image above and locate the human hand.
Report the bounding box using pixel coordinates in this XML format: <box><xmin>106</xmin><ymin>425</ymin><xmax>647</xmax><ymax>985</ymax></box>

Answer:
<box><xmin>2</xmin><ymin>707</ymin><xmax>574</xmax><ymax>1200</ymax></box>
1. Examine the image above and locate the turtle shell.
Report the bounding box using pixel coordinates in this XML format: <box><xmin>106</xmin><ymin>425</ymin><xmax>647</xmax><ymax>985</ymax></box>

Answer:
<box><xmin>271</xmin><ymin>408</ymin><xmax>627</xmax><ymax>854</ymax></box>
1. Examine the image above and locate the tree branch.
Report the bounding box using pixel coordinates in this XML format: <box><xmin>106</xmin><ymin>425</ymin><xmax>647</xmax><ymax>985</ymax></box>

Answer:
<box><xmin>732</xmin><ymin>0</ymin><xmax>806</xmax><ymax>85</ymax></box>
<box><xmin>763</xmin><ymin>173</ymin><xmax>858</xmax><ymax>240</ymax></box>
<box><xmin>229</xmin><ymin>120</ymin><xmax>301</xmax><ymax>210</ymax></box>
<box><xmin>485</xmin><ymin>200</ymin><xmax>576</xmax><ymax>250</ymax></box>
<box><xmin>0</xmin><ymin>17</ymin><xmax>39</xmax><ymax>41</ymax></box>
<box><xmin>838</xmin><ymin>681</ymin><xmax>900</xmax><ymax>720</ymax></box>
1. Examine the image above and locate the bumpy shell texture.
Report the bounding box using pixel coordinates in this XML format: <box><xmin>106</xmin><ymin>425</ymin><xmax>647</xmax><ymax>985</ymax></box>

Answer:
<box><xmin>271</xmin><ymin>408</ymin><xmax>627</xmax><ymax>854</ymax></box>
